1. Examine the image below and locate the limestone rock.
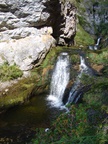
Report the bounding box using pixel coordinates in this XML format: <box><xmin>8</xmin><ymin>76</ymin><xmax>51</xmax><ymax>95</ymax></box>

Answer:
<box><xmin>0</xmin><ymin>0</ymin><xmax>76</xmax><ymax>70</ymax></box>
<box><xmin>0</xmin><ymin>0</ymin><xmax>76</xmax><ymax>45</ymax></box>
<box><xmin>58</xmin><ymin>1</ymin><xmax>76</xmax><ymax>45</ymax></box>
<box><xmin>52</xmin><ymin>1</ymin><xmax>77</xmax><ymax>46</ymax></box>
<box><xmin>77</xmin><ymin>0</ymin><xmax>108</xmax><ymax>35</ymax></box>
<box><xmin>0</xmin><ymin>34</ymin><xmax>56</xmax><ymax>70</ymax></box>
<box><xmin>0</xmin><ymin>27</ymin><xmax>53</xmax><ymax>41</ymax></box>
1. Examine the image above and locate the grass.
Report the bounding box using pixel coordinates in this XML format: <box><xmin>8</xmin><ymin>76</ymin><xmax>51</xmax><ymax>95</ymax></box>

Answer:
<box><xmin>75</xmin><ymin>24</ymin><xmax>94</xmax><ymax>46</ymax></box>
<box><xmin>87</xmin><ymin>47</ymin><xmax>108</xmax><ymax>65</ymax></box>
<box><xmin>0</xmin><ymin>63</ymin><xmax>23</xmax><ymax>82</ymax></box>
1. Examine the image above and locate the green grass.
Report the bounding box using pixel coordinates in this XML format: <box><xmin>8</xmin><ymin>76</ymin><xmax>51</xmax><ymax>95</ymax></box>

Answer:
<box><xmin>87</xmin><ymin>48</ymin><xmax>108</xmax><ymax>65</ymax></box>
<box><xmin>0</xmin><ymin>63</ymin><xmax>23</xmax><ymax>82</ymax></box>
<box><xmin>75</xmin><ymin>24</ymin><xmax>94</xmax><ymax>46</ymax></box>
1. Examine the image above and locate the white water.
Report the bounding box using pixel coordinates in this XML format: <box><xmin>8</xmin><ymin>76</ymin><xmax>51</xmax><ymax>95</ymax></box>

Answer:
<box><xmin>96</xmin><ymin>37</ymin><xmax>101</xmax><ymax>46</ymax></box>
<box><xmin>89</xmin><ymin>37</ymin><xmax>101</xmax><ymax>50</ymax></box>
<box><xmin>47</xmin><ymin>52</ymin><xmax>70</xmax><ymax>109</ymax></box>
<box><xmin>67</xmin><ymin>55</ymin><xmax>88</xmax><ymax>104</ymax></box>
<box><xmin>80</xmin><ymin>56</ymin><xmax>88</xmax><ymax>71</ymax></box>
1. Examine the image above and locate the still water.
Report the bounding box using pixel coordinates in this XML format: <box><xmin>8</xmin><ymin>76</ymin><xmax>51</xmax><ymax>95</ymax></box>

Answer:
<box><xmin>0</xmin><ymin>94</ymin><xmax>61</xmax><ymax>143</ymax></box>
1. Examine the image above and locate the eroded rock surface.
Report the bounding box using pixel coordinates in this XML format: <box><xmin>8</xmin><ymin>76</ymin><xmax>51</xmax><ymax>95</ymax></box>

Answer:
<box><xmin>0</xmin><ymin>34</ymin><xmax>56</xmax><ymax>70</ymax></box>
<box><xmin>77</xmin><ymin>0</ymin><xmax>108</xmax><ymax>35</ymax></box>
<box><xmin>0</xmin><ymin>0</ymin><xmax>76</xmax><ymax>70</ymax></box>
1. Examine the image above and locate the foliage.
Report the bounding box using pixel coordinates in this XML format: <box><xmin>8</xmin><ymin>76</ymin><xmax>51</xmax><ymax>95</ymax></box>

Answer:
<box><xmin>0</xmin><ymin>62</ymin><xmax>23</xmax><ymax>82</ymax></box>
<box><xmin>82</xmin><ymin>76</ymin><xmax>108</xmax><ymax>107</ymax></box>
<box><xmin>32</xmin><ymin>104</ymin><xmax>108</xmax><ymax>144</ymax></box>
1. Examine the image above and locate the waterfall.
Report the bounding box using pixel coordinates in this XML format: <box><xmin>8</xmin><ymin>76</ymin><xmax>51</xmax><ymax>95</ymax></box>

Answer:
<box><xmin>47</xmin><ymin>52</ymin><xmax>70</xmax><ymax>108</ymax></box>
<box><xmin>67</xmin><ymin>55</ymin><xmax>89</xmax><ymax>104</ymax></box>
<box><xmin>94</xmin><ymin>37</ymin><xmax>101</xmax><ymax>50</ymax></box>
<box><xmin>89</xmin><ymin>37</ymin><xmax>101</xmax><ymax>50</ymax></box>
<box><xmin>96</xmin><ymin>37</ymin><xmax>101</xmax><ymax>46</ymax></box>
<box><xmin>79</xmin><ymin>56</ymin><xmax>88</xmax><ymax>73</ymax></box>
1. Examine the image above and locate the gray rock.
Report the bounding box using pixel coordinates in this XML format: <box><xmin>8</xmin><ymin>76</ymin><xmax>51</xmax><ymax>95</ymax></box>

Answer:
<box><xmin>0</xmin><ymin>0</ymin><xmax>54</xmax><ymax>31</ymax></box>
<box><xmin>0</xmin><ymin>0</ymin><xmax>76</xmax><ymax>70</ymax></box>
<box><xmin>0</xmin><ymin>34</ymin><xmax>56</xmax><ymax>70</ymax></box>
<box><xmin>0</xmin><ymin>55</ymin><xmax>5</xmax><ymax>65</ymax></box>
<box><xmin>0</xmin><ymin>27</ymin><xmax>53</xmax><ymax>41</ymax></box>
<box><xmin>0</xmin><ymin>0</ymin><xmax>76</xmax><ymax>44</ymax></box>
<box><xmin>53</xmin><ymin>1</ymin><xmax>77</xmax><ymax>46</ymax></box>
<box><xmin>77</xmin><ymin>0</ymin><xmax>108</xmax><ymax>35</ymax></box>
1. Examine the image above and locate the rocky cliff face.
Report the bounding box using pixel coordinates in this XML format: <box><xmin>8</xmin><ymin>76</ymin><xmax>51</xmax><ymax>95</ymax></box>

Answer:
<box><xmin>0</xmin><ymin>0</ymin><xmax>76</xmax><ymax>70</ymax></box>
<box><xmin>77</xmin><ymin>0</ymin><xmax>108</xmax><ymax>35</ymax></box>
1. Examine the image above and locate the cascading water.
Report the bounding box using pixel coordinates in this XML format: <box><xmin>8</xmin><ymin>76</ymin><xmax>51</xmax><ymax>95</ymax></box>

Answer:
<box><xmin>94</xmin><ymin>37</ymin><xmax>101</xmax><ymax>50</ymax></box>
<box><xmin>47</xmin><ymin>52</ymin><xmax>70</xmax><ymax>108</ymax></box>
<box><xmin>96</xmin><ymin>37</ymin><xmax>101</xmax><ymax>46</ymax></box>
<box><xmin>67</xmin><ymin>54</ymin><xmax>98</xmax><ymax>105</ymax></box>
<box><xmin>89</xmin><ymin>37</ymin><xmax>101</xmax><ymax>50</ymax></box>
<box><xmin>66</xmin><ymin>55</ymin><xmax>90</xmax><ymax>104</ymax></box>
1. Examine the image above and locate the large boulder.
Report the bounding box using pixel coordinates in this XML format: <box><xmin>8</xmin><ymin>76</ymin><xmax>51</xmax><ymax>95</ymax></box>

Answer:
<box><xmin>0</xmin><ymin>0</ymin><xmax>76</xmax><ymax>43</ymax></box>
<box><xmin>0</xmin><ymin>32</ymin><xmax>56</xmax><ymax>70</ymax></box>
<box><xmin>0</xmin><ymin>0</ymin><xmax>76</xmax><ymax>70</ymax></box>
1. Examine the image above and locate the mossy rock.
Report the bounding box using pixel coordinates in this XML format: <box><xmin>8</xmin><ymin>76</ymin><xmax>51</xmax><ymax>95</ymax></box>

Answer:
<box><xmin>0</xmin><ymin>78</ymin><xmax>35</xmax><ymax>111</ymax></box>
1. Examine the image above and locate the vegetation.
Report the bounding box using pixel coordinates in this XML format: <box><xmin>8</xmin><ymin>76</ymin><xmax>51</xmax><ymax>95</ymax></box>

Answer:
<box><xmin>0</xmin><ymin>62</ymin><xmax>23</xmax><ymax>82</ymax></box>
<box><xmin>75</xmin><ymin>24</ymin><xmax>94</xmax><ymax>46</ymax></box>
<box><xmin>87</xmin><ymin>47</ymin><xmax>108</xmax><ymax>65</ymax></box>
<box><xmin>32</xmin><ymin>28</ymin><xmax>108</xmax><ymax>144</ymax></box>
<box><xmin>32</xmin><ymin>104</ymin><xmax>108</xmax><ymax>144</ymax></box>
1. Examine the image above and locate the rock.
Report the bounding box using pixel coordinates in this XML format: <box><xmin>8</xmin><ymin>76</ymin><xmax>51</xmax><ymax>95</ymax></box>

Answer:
<box><xmin>0</xmin><ymin>0</ymin><xmax>76</xmax><ymax>44</ymax></box>
<box><xmin>0</xmin><ymin>27</ymin><xmax>53</xmax><ymax>41</ymax></box>
<box><xmin>0</xmin><ymin>34</ymin><xmax>56</xmax><ymax>70</ymax></box>
<box><xmin>0</xmin><ymin>56</ymin><xmax>5</xmax><ymax>65</ymax></box>
<box><xmin>53</xmin><ymin>1</ymin><xmax>77</xmax><ymax>46</ymax></box>
<box><xmin>0</xmin><ymin>0</ymin><xmax>76</xmax><ymax>70</ymax></box>
<box><xmin>77</xmin><ymin>0</ymin><xmax>108</xmax><ymax>35</ymax></box>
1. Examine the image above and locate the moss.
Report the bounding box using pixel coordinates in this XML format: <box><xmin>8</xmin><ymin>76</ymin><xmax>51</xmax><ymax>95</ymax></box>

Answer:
<box><xmin>0</xmin><ymin>78</ymin><xmax>35</xmax><ymax>110</ymax></box>
<box><xmin>75</xmin><ymin>24</ymin><xmax>94</xmax><ymax>46</ymax></box>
